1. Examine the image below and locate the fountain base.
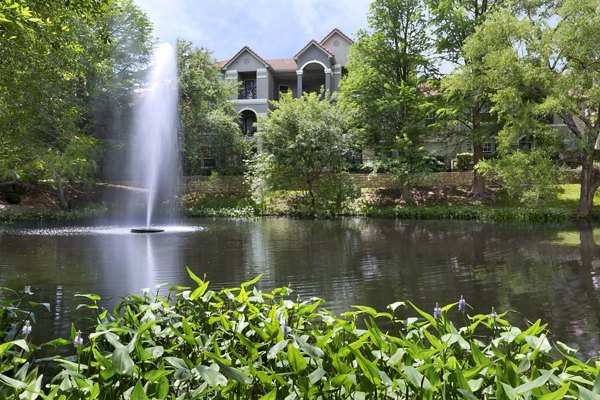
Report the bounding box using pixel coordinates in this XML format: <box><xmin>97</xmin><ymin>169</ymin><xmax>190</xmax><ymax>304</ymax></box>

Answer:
<box><xmin>131</xmin><ymin>228</ymin><xmax>164</xmax><ymax>233</ymax></box>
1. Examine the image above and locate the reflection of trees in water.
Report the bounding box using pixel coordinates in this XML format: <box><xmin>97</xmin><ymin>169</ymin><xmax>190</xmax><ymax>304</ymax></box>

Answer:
<box><xmin>304</xmin><ymin>220</ymin><xmax>600</xmax><ymax>357</ymax></box>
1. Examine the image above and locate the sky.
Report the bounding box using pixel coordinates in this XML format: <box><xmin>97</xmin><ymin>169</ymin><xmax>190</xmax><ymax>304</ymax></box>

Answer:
<box><xmin>132</xmin><ymin>0</ymin><xmax>371</xmax><ymax>61</ymax></box>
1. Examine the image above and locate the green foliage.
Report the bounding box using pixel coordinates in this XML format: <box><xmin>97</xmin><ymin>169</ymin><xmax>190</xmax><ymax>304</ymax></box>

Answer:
<box><xmin>340</xmin><ymin>0</ymin><xmax>435</xmax><ymax>154</ymax></box>
<box><xmin>460</xmin><ymin>0</ymin><xmax>600</xmax><ymax>218</ymax></box>
<box><xmin>248</xmin><ymin>92</ymin><xmax>357</xmax><ymax>215</ymax></box>
<box><xmin>478</xmin><ymin>149</ymin><xmax>566</xmax><ymax>205</ymax></box>
<box><xmin>370</xmin><ymin>135</ymin><xmax>444</xmax><ymax>186</ymax></box>
<box><xmin>364</xmin><ymin>205</ymin><xmax>574</xmax><ymax>223</ymax></box>
<box><xmin>456</xmin><ymin>153</ymin><xmax>473</xmax><ymax>171</ymax></box>
<box><xmin>0</xmin><ymin>0</ymin><xmax>154</xmax><ymax>208</ymax></box>
<box><xmin>177</xmin><ymin>40</ymin><xmax>249</xmax><ymax>175</ymax></box>
<box><xmin>182</xmin><ymin>192</ymin><xmax>258</xmax><ymax>218</ymax></box>
<box><xmin>1</xmin><ymin>273</ymin><xmax>598</xmax><ymax>398</ymax></box>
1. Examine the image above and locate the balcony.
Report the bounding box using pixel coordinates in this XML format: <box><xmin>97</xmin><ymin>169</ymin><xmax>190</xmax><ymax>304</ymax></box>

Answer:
<box><xmin>239</xmin><ymin>87</ymin><xmax>257</xmax><ymax>100</ymax></box>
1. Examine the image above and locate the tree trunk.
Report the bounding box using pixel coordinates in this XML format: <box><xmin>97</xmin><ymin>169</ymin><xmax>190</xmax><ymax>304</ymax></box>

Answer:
<box><xmin>577</xmin><ymin>160</ymin><xmax>600</xmax><ymax>220</ymax></box>
<box><xmin>470</xmin><ymin>142</ymin><xmax>488</xmax><ymax>198</ymax></box>
<box><xmin>469</xmin><ymin>103</ymin><xmax>490</xmax><ymax>199</ymax></box>
<box><xmin>56</xmin><ymin>177</ymin><xmax>70</xmax><ymax>210</ymax></box>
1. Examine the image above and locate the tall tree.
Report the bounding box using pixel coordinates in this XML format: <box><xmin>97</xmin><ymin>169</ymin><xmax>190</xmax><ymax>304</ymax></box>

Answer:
<box><xmin>177</xmin><ymin>39</ymin><xmax>248</xmax><ymax>175</ymax></box>
<box><xmin>340</xmin><ymin>0</ymin><xmax>436</xmax><ymax>192</ymax></box>
<box><xmin>462</xmin><ymin>0</ymin><xmax>600</xmax><ymax>218</ymax></box>
<box><xmin>428</xmin><ymin>0</ymin><xmax>508</xmax><ymax>198</ymax></box>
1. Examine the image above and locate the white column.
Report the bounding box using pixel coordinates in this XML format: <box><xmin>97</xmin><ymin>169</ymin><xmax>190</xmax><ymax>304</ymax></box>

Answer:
<box><xmin>296</xmin><ymin>69</ymin><xmax>303</xmax><ymax>98</ymax></box>
<box><xmin>324</xmin><ymin>67</ymin><xmax>332</xmax><ymax>95</ymax></box>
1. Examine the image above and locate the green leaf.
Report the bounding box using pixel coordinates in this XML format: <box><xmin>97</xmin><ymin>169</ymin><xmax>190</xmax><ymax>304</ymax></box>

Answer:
<box><xmin>514</xmin><ymin>369</ymin><xmax>556</xmax><ymax>395</ymax></box>
<box><xmin>308</xmin><ymin>367</ymin><xmax>326</xmax><ymax>385</ymax></box>
<box><xmin>241</xmin><ymin>274</ymin><xmax>263</xmax><ymax>288</ymax></box>
<box><xmin>578</xmin><ymin>385</ymin><xmax>600</xmax><ymax>400</ymax></box>
<box><xmin>131</xmin><ymin>380</ymin><xmax>148</xmax><ymax>400</ymax></box>
<box><xmin>457</xmin><ymin>389</ymin><xmax>479</xmax><ymax>400</ymax></box>
<box><xmin>186</xmin><ymin>266</ymin><xmax>207</xmax><ymax>287</ymax></box>
<box><xmin>293</xmin><ymin>334</ymin><xmax>325</xmax><ymax>359</ymax></box>
<box><xmin>259</xmin><ymin>388</ymin><xmax>277</xmax><ymax>400</ymax></box>
<box><xmin>538</xmin><ymin>383</ymin><xmax>570</xmax><ymax>400</ymax></box>
<box><xmin>403</xmin><ymin>366</ymin><xmax>431</xmax><ymax>392</ymax></box>
<box><xmin>113</xmin><ymin>346</ymin><xmax>134</xmax><ymax>376</ymax></box>
<box><xmin>144</xmin><ymin>369</ymin><xmax>173</xmax><ymax>382</ymax></box>
<box><xmin>267</xmin><ymin>339</ymin><xmax>288</xmax><ymax>360</ymax></box>
<box><xmin>213</xmin><ymin>360</ymin><xmax>251</xmax><ymax>385</ymax></box>
<box><xmin>196</xmin><ymin>365</ymin><xmax>227</xmax><ymax>387</ymax></box>
<box><xmin>287</xmin><ymin>344</ymin><xmax>307</xmax><ymax>372</ymax></box>
<box><xmin>75</xmin><ymin>293</ymin><xmax>101</xmax><ymax>301</ymax></box>
<box><xmin>0</xmin><ymin>373</ymin><xmax>28</xmax><ymax>389</ymax></box>
<box><xmin>407</xmin><ymin>301</ymin><xmax>437</xmax><ymax>326</ymax></box>
<box><xmin>354</xmin><ymin>350</ymin><xmax>381</xmax><ymax>386</ymax></box>
<box><xmin>165</xmin><ymin>357</ymin><xmax>189</xmax><ymax>370</ymax></box>
<box><xmin>352</xmin><ymin>305</ymin><xmax>378</xmax><ymax>316</ymax></box>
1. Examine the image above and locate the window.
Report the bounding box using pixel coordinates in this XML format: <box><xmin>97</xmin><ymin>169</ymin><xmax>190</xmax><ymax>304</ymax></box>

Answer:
<box><xmin>464</xmin><ymin>141</ymin><xmax>473</xmax><ymax>153</ymax></box>
<box><xmin>279</xmin><ymin>85</ymin><xmax>289</xmax><ymax>94</ymax></box>
<box><xmin>518</xmin><ymin>136</ymin><xmax>533</xmax><ymax>151</ymax></box>
<box><xmin>482</xmin><ymin>141</ymin><xmax>494</xmax><ymax>154</ymax></box>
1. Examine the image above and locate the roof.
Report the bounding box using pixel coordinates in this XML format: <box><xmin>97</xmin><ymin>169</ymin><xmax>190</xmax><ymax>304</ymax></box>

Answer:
<box><xmin>221</xmin><ymin>46</ymin><xmax>270</xmax><ymax>70</ymax></box>
<box><xmin>266</xmin><ymin>58</ymin><xmax>297</xmax><ymax>72</ymax></box>
<box><xmin>293</xmin><ymin>39</ymin><xmax>334</xmax><ymax>60</ymax></box>
<box><xmin>220</xmin><ymin>28</ymin><xmax>352</xmax><ymax>72</ymax></box>
<box><xmin>320</xmin><ymin>28</ymin><xmax>354</xmax><ymax>45</ymax></box>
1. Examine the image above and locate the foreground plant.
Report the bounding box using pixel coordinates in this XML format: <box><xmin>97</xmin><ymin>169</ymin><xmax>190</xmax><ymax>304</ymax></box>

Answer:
<box><xmin>1</xmin><ymin>272</ymin><xmax>599</xmax><ymax>399</ymax></box>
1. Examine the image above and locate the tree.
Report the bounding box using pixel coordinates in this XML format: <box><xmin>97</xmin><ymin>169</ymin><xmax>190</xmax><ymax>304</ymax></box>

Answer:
<box><xmin>340</xmin><ymin>0</ymin><xmax>437</xmax><ymax>189</ymax></box>
<box><xmin>461</xmin><ymin>0</ymin><xmax>600</xmax><ymax>218</ymax></box>
<box><xmin>249</xmin><ymin>92</ymin><xmax>356</xmax><ymax>213</ymax></box>
<box><xmin>0</xmin><ymin>0</ymin><xmax>154</xmax><ymax>208</ymax></box>
<box><xmin>177</xmin><ymin>39</ymin><xmax>248</xmax><ymax>175</ymax></box>
<box><xmin>428</xmin><ymin>0</ymin><xmax>508</xmax><ymax>198</ymax></box>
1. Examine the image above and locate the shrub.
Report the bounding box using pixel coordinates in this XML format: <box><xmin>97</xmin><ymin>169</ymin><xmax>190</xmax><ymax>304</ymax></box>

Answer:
<box><xmin>1</xmin><ymin>273</ymin><xmax>598</xmax><ymax>398</ymax></box>
<box><xmin>455</xmin><ymin>153</ymin><xmax>473</xmax><ymax>171</ymax></box>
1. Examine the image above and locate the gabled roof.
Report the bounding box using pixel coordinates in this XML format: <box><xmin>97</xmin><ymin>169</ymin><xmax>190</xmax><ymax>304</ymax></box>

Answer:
<box><xmin>221</xmin><ymin>46</ymin><xmax>271</xmax><ymax>70</ymax></box>
<box><xmin>320</xmin><ymin>28</ymin><xmax>354</xmax><ymax>45</ymax></box>
<box><xmin>293</xmin><ymin>39</ymin><xmax>334</xmax><ymax>60</ymax></box>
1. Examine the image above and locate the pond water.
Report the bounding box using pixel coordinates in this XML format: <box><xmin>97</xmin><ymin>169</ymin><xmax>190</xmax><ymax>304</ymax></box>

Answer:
<box><xmin>1</xmin><ymin>218</ymin><xmax>599</xmax><ymax>357</ymax></box>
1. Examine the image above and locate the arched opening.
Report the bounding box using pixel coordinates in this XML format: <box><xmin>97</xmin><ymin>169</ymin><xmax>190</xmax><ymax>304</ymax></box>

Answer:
<box><xmin>302</xmin><ymin>62</ymin><xmax>326</xmax><ymax>94</ymax></box>
<box><xmin>240</xmin><ymin>109</ymin><xmax>257</xmax><ymax>136</ymax></box>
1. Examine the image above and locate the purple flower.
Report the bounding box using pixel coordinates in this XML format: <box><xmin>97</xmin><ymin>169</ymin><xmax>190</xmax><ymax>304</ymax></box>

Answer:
<box><xmin>433</xmin><ymin>303</ymin><xmax>442</xmax><ymax>319</ymax></box>
<box><xmin>490</xmin><ymin>307</ymin><xmax>498</xmax><ymax>319</ymax></box>
<box><xmin>74</xmin><ymin>330</ymin><xmax>84</xmax><ymax>347</ymax></box>
<box><xmin>22</xmin><ymin>320</ymin><xmax>32</xmax><ymax>336</ymax></box>
<box><xmin>458</xmin><ymin>296</ymin><xmax>466</xmax><ymax>312</ymax></box>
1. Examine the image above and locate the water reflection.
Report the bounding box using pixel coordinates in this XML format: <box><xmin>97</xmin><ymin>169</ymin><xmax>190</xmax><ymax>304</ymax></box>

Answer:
<box><xmin>0</xmin><ymin>219</ymin><xmax>599</xmax><ymax>357</ymax></box>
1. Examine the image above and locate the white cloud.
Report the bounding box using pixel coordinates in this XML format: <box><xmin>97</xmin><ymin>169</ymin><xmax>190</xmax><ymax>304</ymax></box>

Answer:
<box><xmin>133</xmin><ymin>0</ymin><xmax>370</xmax><ymax>60</ymax></box>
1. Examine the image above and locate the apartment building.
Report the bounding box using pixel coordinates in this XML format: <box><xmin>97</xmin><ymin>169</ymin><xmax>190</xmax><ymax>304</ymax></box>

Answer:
<box><xmin>219</xmin><ymin>28</ymin><xmax>353</xmax><ymax>136</ymax></box>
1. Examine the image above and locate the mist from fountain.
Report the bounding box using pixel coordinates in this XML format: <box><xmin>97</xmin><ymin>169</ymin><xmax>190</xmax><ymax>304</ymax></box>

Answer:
<box><xmin>127</xmin><ymin>43</ymin><xmax>180</xmax><ymax>229</ymax></box>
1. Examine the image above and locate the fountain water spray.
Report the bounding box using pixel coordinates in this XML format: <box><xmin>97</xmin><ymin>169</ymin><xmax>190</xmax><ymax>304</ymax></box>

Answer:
<box><xmin>128</xmin><ymin>43</ymin><xmax>179</xmax><ymax>232</ymax></box>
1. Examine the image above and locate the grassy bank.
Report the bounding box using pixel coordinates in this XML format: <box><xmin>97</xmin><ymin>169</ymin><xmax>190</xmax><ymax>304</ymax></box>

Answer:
<box><xmin>1</xmin><ymin>272</ymin><xmax>598</xmax><ymax>398</ymax></box>
<box><xmin>181</xmin><ymin>184</ymin><xmax>600</xmax><ymax>223</ymax></box>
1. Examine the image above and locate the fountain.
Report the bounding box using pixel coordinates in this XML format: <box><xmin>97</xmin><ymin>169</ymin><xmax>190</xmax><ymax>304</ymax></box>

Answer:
<box><xmin>127</xmin><ymin>43</ymin><xmax>179</xmax><ymax>233</ymax></box>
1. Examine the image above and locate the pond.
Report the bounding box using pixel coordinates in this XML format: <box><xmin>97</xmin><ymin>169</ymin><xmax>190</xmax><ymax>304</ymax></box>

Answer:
<box><xmin>1</xmin><ymin>218</ymin><xmax>599</xmax><ymax>357</ymax></box>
